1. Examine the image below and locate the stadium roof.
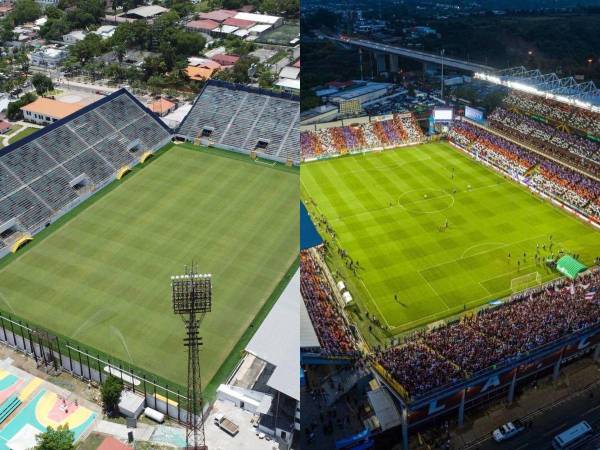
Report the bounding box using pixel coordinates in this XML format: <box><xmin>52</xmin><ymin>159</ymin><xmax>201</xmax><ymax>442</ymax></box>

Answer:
<box><xmin>123</xmin><ymin>5</ymin><xmax>168</xmax><ymax>18</ymax></box>
<box><xmin>300</xmin><ymin>298</ymin><xmax>319</xmax><ymax>348</ymax></box>
<box><xmin>245</xmin><ymin>270</ymin><xmax>300</xmax><ymax>401</ymax></box>
<box><xmin>186</xmin><ymin>19</ymin><xmax>219</xmax><ymax>31</ymax></box>
<box><xmin>367</xmin><ymin>387</ymin><xmax>402</xmax><ymax>431</ymax></box>
<box><xmin>275</xmin><ymin>78</ymin><xmax>300</xmax><ymax>91</ymax></box>
<box><xmin>234</xmin><ymin>11</ymin><xmax>280</xmax><ymax>25</ymax></box>
<box><xmin>475</xmin><ymin>67</ymin><xmax>600</xmax><ymax>112</ymax></box>
<box><xmin>199</xmin><ymin>9</ymin><xmax>237</xmax><ymax>22</ymax></box>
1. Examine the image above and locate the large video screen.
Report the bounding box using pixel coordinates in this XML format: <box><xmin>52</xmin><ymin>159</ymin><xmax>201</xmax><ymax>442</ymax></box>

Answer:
<box><xmin>433</xmin><ymin>108</ymin><xmax>453</xmax><ymax>121</ymax></box>
<box><xmin>465</xmin><ymin>106</ymin><xmax>485</xmax><ymax>123</ymax></box>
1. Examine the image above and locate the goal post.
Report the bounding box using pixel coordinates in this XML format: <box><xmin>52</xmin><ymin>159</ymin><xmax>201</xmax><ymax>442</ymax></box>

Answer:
<box><xmin>510</xmin><ymin>272</ymin><xmax>542</xmax><ymax>293</ymax></box>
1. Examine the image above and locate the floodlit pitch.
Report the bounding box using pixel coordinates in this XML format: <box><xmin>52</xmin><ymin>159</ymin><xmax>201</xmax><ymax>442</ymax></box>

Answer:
<box><xmin>301</xmin><ymin>142</ymin><xmax>600</xmax><ymax>336</ymax></box>
<box><xmin>0</xmin><ymin>143</ymin><xmax>298</xmax><ymax>389</ymax></box>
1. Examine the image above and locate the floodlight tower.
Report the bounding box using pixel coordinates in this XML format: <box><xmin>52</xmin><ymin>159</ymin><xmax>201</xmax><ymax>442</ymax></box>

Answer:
<box><xmin>171</xmin><ymin>265</ymin><xmax>212</xmax><ymax>450</ymax></box>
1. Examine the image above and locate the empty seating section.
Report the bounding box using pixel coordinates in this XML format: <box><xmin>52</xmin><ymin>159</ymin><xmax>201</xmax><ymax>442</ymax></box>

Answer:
<box><xmin>0</xmin><ymin>165</ymin><xmax>23</xmax><ymax>198</ymax></box>
<box><xmin>37</xmin><ymin>127</ymin><xmax>88</xmax><ymax>163</ymax></box>
<box><xmin>0</xmin><ymin>90</ymin><xmax>171</xmax><ymax>238</ymax></box>
<box><xmin>0</xmin><ymin>143</ymin><xmax>56</xmax><ymax>184</ymax></box>
<box><xmin>63</xmin><ymin>149</ymin><xmax>115</xmax><ymax>184</ymax></box>
<box><xmin>92</xmin><ymin>134</ymin><xmax>134</xmax><ymax>168</ymax></box>
<box><xmin>0</xmin><ymin>188</ymin><xmax>52</xmax><ymax>230</ymax></box>
<box><xmin>69</xmin><ymin>111</ymin><xmax>116</xmax><ymax>147</ymax></box>
<box><xmin>178</xmin><ymin>82</ymin><xmax>300</xmax><ymax>163</ymax></box>
<box><xmin>119</xmin><ymin>117</ymin><xmax>169</xmax><ymax>150</ymax></box>
<box><xmin>96</xmin><ymin>94</ymin><xmax>144</xmax><ymax>125</ymax></box>
<box><xmin>30</xmin><ymin>167</ymin><xmax>78</xmax><ymax>211</ymax></box>
<box><xmin>178</xmin><ymin>85</ymin><xmax>243</xmax><ymax>143</ymax></box>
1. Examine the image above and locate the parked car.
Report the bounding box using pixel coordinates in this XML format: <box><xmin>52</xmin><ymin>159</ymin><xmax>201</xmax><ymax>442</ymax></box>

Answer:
<box><xmin>492</xmin><ymin>420</ymin><xmax>525</xmax><ymax>442</ymax></box>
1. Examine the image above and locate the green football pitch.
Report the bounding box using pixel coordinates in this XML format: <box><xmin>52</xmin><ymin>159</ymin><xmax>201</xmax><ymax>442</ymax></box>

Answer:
<box><xmin>301</xmin><ymin>142</ymin><xmax>600</xmax><ymax>336</ymax></box>
<box><xmin>0</xmin><ymin>143</ymin><xmax>298</xmax><ymax>390</ymax></box>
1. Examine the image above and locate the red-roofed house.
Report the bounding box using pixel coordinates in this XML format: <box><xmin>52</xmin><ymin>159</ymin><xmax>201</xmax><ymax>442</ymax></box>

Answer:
<box><xmin>223</xmin><ymin>17</ymin><xmax>256</xmax><ymax>29</ymax></box>
<box><xmin>147</xmin><ymin>98</ymin><xmax>176</xmax><ymax>117</ymax></box>
<box><xmin>198</xmin><ymin>9</ymin><xmax>237</xmax><ymax>22</ymax></box>
<box><xmin>98</xmin><ymin>436</ymin><xmax>132</xmax><ymax>450</ymax></box>
<box><xmin>211</xmin><ymin>54</ymin><xmax>240</xmax><ymax>67</ymax></box>
<box><xmin>186</xmin><ymin>19</ymin><xmax>219</xmax><ymax>33</ymax></box>
<box><xmin>0</xmin><ymin>121</ymin><xmax>10</xmax><ymax>134</ymax></box>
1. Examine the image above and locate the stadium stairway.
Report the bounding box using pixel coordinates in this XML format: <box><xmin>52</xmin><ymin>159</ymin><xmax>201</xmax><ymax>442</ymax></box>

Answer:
<box><xmin>0</xmin><ymin>395</ymin><xmax>21</xmax><ymax>424</ymax></box>
<box><xmin>321</xmin><ymin>367</ymin><xmax>369</xmax><ymax>407</ymax></box>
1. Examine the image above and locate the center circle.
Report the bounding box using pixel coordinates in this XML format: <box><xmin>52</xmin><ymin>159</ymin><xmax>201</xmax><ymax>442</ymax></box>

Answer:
<box><xmin>398</xmin><ymin>189</ymin><xmax>455</xmax><ymax>214</ymax></box>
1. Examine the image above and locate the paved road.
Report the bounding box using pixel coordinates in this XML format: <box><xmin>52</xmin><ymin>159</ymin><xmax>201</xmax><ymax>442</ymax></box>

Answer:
<box><xmin>464</xmin><ymin>381</ymin><xmax>600</xmax><ymax>450</ymax></box>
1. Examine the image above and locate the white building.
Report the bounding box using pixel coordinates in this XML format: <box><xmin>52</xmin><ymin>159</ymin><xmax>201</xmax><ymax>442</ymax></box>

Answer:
<box><xmin>63</xmin><ymin>30</ymin><xmax>86</xmax><ymax>44</ymax></box>
<box><xmin>233</xmin><ymin>11</ymin><xmax>283</xmax><ymax>28</ymax></box>
<box><xmin>35</xmin><ymin>0</ymin><xmax>59</xmax><ymax>6</ymax></box>
<box><xmin>30</xmin><ymin>47</ymin><xmax>67</xmax><ymax>68</ymax></box>
<box><xmin>93</xmin><ymin>25</ymin><xmax>117</xmax><ymax>39</ymax></box>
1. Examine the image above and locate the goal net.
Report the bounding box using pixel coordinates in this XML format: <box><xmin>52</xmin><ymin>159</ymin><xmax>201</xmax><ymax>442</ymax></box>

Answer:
<box><xmin>510</xmin><ymin>272</ymin><xmax>542</xmax><ymax>293</ymax></box>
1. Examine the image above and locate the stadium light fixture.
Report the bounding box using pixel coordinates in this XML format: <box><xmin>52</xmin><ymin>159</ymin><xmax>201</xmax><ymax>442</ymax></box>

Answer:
<box><xmin>474</xmin><ymin>71</ymin><xmax>600</xmax><ymax>114</ymax></box>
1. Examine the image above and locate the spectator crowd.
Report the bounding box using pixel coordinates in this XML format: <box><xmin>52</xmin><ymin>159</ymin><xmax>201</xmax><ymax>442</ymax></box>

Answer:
<box><xmin>301</xmin><ymin>114</ymin><xmax>423</xmax><ymax>159</ymax></box>
<box><xmin>449</xmin><ymin>120</ymin><xmax>600</xmax><ymax>223</ymax></box>
<box><xmin>376</xmin><ymin>269</ymin><xmax>600</xmax><ymax>398</ymax></box>
<box><xmin>301</xmin><ymin>250</ymin><xmax>358</xmax><ymax>357</ymax></box>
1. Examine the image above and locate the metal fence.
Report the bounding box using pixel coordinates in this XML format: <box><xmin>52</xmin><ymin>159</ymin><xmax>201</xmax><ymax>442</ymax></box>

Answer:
<box><xmin>0</xmin><ymin>311</ymin><xmax>197</xmax><ymax>423</ymax></box>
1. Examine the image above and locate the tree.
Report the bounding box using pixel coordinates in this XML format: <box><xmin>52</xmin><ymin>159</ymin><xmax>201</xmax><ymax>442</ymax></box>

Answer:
<box><xmin>31</xmin><ymin>74</ymin><xmax>54</xmax><ymax>95</ymax></box>
<box><xmin>6</xmin><ymin>92</ymin><xmax>37</xmax><ymax>121</ymax></box>
<box><xmin>36</xmin><ymin>425</ymin><xmax>75</xmax><ymax>450</ymax></box>
<box><xmin>101</xmin><ymin>376</ymin><xmax>123</xmax><ymax>416</ymax></box>
<box><xmin>9</xmin><ymin>0</ymin><xmax>41</xmax><ymax>25</ymax></box>
<box><xmin>257</xmin><ymin>66</ymin><xmax>276</xmax><ymax>88</ymax></box>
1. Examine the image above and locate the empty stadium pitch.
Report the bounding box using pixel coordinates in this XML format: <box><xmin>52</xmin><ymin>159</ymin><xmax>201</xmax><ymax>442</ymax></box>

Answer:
<box><xmin>0</xmin><ymin>143</ymin><xmax>298</xmax><ymax>390</ymax></box>
<box><xmin>301</xmin><ymin>142</ymin><xmax>600</xmax><ymax>337</ymax></box>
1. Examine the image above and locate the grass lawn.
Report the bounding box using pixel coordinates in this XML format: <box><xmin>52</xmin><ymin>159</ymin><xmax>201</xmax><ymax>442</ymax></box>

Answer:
<box><xmin>0</xmin><ymin>144</ymin><xmax>298</xmax><ymax>390</ymax></box>
<box><xmin>8</xmin><ymin>126</ymin><xmax>38</xmax><ymax>145</ymax></box>
<box><xmin>301</xmin><ymin>142</ymin><xmax>600</xmax><ymax>340</ymax></box>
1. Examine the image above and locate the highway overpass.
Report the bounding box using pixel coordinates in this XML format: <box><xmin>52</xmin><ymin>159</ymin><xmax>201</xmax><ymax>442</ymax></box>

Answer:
<box><xmin>332</xmin><ymin>36</ymin><xmax>495</xmax><ymax>74</ymax></box>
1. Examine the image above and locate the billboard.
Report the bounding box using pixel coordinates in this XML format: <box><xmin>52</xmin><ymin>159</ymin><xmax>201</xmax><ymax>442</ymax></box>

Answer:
<box><xmin>433</xmin><ymin>108</ymin><xmax>453</xmax><ymax>122</ymax></box>
<box><xmin>465</xmin><ymin>106</ymin><xmax>485</xmax><ymax>123</ymax></box>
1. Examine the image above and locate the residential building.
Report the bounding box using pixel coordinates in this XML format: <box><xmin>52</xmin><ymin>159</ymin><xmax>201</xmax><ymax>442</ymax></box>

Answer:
<box><xmin>30</xmin><ymin>47</ymin><xmax>67</xmax><ymax>68</ymax></box>
<box><xmin>21</xmin><ymin>98</ymin><xmax>86</xmax><ymax>125</ymax></box>
<box><xmin>147</xmin><ymin>98</ymin><xmax>176</xmax><ymax>117</ymax></box>
<box><xmin>63</xmin><ymin>30</ymin><xmax>86</xmax><ymax>44</ymax></box>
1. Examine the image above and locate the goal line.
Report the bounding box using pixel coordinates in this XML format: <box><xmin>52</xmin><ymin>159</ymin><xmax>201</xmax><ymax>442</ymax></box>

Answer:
<box><xmin>510</xmin><ymin>272</ymin><xmax>542</xmax><ymax>292</ymax></box>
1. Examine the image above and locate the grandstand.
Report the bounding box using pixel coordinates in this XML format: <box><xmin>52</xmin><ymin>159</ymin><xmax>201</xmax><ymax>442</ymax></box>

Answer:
<box><xmin>0</xmin><ymin>89</ymin><xmax>171</xmax><ymax>256</ymax></box>
<box><xmin>177</xmin><ymin>80</ymin><xmax>300</xmax><ymax>165</ymax></box>
<box><xmin>300</xmin><ymin>113</ymin><xmax>423</xmax><ymax>160</ymax></box>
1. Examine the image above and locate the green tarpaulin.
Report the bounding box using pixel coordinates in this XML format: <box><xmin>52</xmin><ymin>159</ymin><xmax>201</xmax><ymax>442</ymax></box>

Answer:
<box><xmin>556</xmin><ymin>255</ymin><xmax>588</xmax><ymax>279</ymax></box>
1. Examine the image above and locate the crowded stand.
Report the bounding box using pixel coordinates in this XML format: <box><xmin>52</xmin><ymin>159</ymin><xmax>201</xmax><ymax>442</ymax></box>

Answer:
<box><xmin>449</xmin><ymin>120</ymin><xmax>600</xmax><ymax>223</ymax></box>
<box><xmin>375</xmin><ymin>343</ymin><xmax>463</xmax><ymax>398</ymax></box>
<box><xmin>504</xmin><ymin>92</ymin><xmax>600</xmax><ymax>137</ymax></box>
<box><xmin>488</xmin><ymin>107</ymin><xmax>600</xmax><ymax>175</ymax></box>
<box><xmin>300</xmin><ymin>250</ymin><xmax>358</xmax><ymax>357</ymax></box>
<box><xmin>300</xmin><ymin>113</ymin><xmax>423</xmax><ymax>159</ymax></box>
<box><xmin>376</xmin><ymin>269</ymin><xmax>600</xmax><ymax>398</ymax></box>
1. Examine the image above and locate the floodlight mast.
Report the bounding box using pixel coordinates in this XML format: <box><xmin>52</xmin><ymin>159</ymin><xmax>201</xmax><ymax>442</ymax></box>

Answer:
<box><xmin>171</xmin><ymin>264</ymin><xmax>212</xmax><ymax>450</ymax></box>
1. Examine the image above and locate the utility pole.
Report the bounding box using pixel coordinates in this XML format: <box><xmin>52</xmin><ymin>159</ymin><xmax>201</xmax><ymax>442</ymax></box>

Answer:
<box><xmin>441</xmin><ymin>49</ymin><xmax>445</xmax><ymax>101</ymax></box>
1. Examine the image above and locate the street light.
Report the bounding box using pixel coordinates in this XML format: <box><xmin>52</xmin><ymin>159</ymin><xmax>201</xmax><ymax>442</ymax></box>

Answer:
<box><xmin>440</xmin><ymin>49</ymin><xmax>445</xmax><ymax>101</ymax></box>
